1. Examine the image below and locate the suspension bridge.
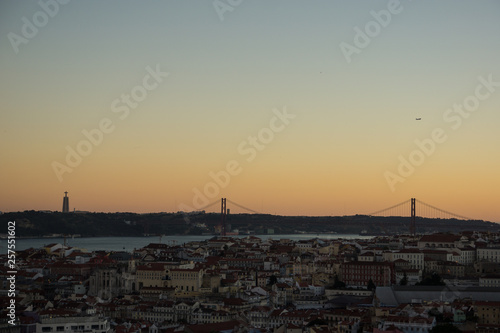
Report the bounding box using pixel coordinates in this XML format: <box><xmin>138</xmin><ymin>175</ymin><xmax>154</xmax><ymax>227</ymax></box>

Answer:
<box><xmin>366</xmin><ymin>198</ymin><xmax>472</xmax><ymax>235</ymax></box>
<box><xmin>185</xmin><ymin>197</ymin><xmax>474</xmax><ymax>236</ymax></box>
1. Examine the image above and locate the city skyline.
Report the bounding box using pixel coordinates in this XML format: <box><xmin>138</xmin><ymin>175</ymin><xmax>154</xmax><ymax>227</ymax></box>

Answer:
<box><xmin>6</xmin><ymin>191</ymin><xmax>499</xmax><ymax>224</ymax></box>
<box><xmin>1</xmin><ymin>1</ymin><xmax>500</xmax><ymax>222</ymax></box>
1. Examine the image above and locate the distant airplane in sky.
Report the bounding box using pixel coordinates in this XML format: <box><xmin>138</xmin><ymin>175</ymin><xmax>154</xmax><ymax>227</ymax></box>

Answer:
<box><xmin>416</xmin><ymin>118</ymin><xmax>421</xmax><ymax>120</ymax></box>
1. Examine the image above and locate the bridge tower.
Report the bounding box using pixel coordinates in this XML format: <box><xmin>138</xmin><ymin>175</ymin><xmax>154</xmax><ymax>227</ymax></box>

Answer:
<box><xmin>410</xmin><ymin>198</ymin><xmax>416</xmax><ymax>235</ymax></box>
<box><xmin>220</xmin><ymin>198</ymin><xmax>227</xmax><ymax>236</ymax></box>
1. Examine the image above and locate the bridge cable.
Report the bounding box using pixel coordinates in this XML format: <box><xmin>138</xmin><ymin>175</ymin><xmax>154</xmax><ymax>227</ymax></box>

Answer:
<box><xmin>368</xmin><ymin>199</ymin><xmax>410</xmax><ymax>216</ymax></box>
<box><xmin>226</xmin><ymin>199</ymin><xmax>263</xmax><ymax>215</ymax></box>
<box><xmin>184</xmin><ymin>199</ymin><xmax>220</xmax><ymax>213</ymax></box>
<box><xmin>416</xmin><ymin>199</ymin><xmax>471</xmax><ymax>220</ymax></box>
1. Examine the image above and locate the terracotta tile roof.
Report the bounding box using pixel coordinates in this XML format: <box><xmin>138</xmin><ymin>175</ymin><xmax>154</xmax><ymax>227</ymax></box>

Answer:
<box><xmin>419</xmin><ymin>234</ymin><xmax>461</xmax><ymax>243</ymax></box>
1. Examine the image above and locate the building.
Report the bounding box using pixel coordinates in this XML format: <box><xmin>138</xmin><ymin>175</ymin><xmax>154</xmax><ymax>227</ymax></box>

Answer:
<box><xmin>418</xmin><ymin>234</ymin><xmax>463</xmax><ymax>249</ymax></box>
<box><xmin>88</xmin><ymin>268</ymin><xmax>122</xmax><ymax>299</ymax></box>
<box><xmin>36</xmin><ymin>316</ymin><xmax>109</xmax><ymax>333</ymax></box>
<box><xmin>169</xmin><ymin>267</ymin><xmax>204</xmax><ymax>295</ymax></box>
<box><xmin>358</xmin><ymin>252</ymin><xmax>376</xmax><ymax>262</ymax></box>
<box><xmin>136</xmin><ymin>263</ymin><xmax>167</xmax><ymax>289</ymax></box>
<box><xmin>456</xmin><ymin>247</ymin><xmax>476</xmax><ymax>265</ymax></box>
<box><xmin>342</xmin><ymin>262</ymin><xmax>395</xmax><ymax>287</ymax></box>
<box><xmin>390</xmin><ymin>249</ymin><xmax>424</xmax><ymax>270</ymax></box>
<box><xmin>478</xmin><ymin>248</ymin><xmax>500</xmax><ymax>264</ymax></box>
<box><xmin>376</xmin><ymin>286</ymin><xmax>500</xmax><ymax>307</ymax></box>
<box><xmin>395</xmin><ymin>269</ymin><xmax>421</xmax><ymax>285</ymax></box>
<box><xmin>380</xmin><ymin>316</ymin><xmax>436</xmax><ymax>333</ymax></box>
<box><xmin>480</xmin><ymin>275</ymin><xmax>500</xmax><ymax>288</ymax></box>
<box><xmin>273</xmin><ymin>283</ymin><xmax>294</xmax><ymax>306</ymax></box>
<box><xmin>476</xmin><ymin>301</ymin><xmax>500</xmax><ymax>325</ymax></box>
<box><xmin>437</xmin><ymin>261</ymin><xmax>466</xmax><ymax>277</ymax></box>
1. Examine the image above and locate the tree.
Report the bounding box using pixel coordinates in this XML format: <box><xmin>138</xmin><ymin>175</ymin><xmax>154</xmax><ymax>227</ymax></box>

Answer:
<box><xmin>416</xmin><ymin>272</ymin><xmax>445</xmax><ymax>286</ymax></box>
<box><xmin>429</xmin><ymin>308</ymin><xmax>444</xmax><ymax>322</ymax></box>
<box><xmin>332</xmin><ymin>274</ymin><xmax>346</xmax><ymax>289</ymax></box>
<box><xmin>400</xmin><ymin>271</ymin><xmax>408</xmax><ymax>286</ymax></box>
<box><xmin>268</xmin><ymin>275</ymin><xmax>278</xmax><ymax>286</ymax></box>
<box><xmin>429</xmin><ymin>324</ymin><xmax>460</xmax><ymax>333</ymax></box>
<box><xmin>367</xmin><ymin>278</ymin><xmax>376</xmax><ymax>291</ymax></box>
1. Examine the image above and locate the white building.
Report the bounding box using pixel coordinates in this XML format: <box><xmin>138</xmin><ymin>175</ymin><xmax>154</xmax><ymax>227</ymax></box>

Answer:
<box><xmin>381</xmin><ymin>315</ymin><xmax>436</xmax><ymax>333</ymax></box>
<box><xmin>479</xmin><ymin>275</ymin><xmax>500</xmax><ymax>287</ymax></box>
<box><xmin>358</xmin><ymin>251</ymin><xmax>376</xmax><ymax>262</ymax></box>
<box><xmin>386</xmin><ymin>250</ymin><xmax>424</xmax><ymax>270</ymax></box>
<box><xmin>36</xmin><ymin>316</ymin><xmax>109</xmax><ymax>333</ymax></box>
<box><xmin>455</xmin><ymin>247</ymin><xmax>476</xmax><ymax>265</ymax></box>
<box><xmin>477</xmin><ymin>248</ymin><xmax>500</xmax><ymax>263</ymax></box>
<box><xmin>417</xmin><ymin>234</ymin><xmax>464</xmax><ymax>249</ymax></box>
<box><xmin>395</xmin><ymin>269</ymin><xmax>422</xmax><ymax>285</ymax></box>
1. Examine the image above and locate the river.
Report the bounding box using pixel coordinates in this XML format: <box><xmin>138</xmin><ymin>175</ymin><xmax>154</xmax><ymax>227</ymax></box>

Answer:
<box><xmin>1</xmin><ymin>234</ymin><xmax>373</xmax><ymax>254</ymax></box>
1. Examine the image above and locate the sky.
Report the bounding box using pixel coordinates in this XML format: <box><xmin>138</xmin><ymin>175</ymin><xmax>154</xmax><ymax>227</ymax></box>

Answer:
<box><xmin>1</xmin><ymin>1</ymin><xmax>499</xmax><ymax>222</ymax></box>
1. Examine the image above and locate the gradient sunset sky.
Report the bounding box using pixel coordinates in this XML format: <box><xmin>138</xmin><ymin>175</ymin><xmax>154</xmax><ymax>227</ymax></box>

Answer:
<box><xmin>1</xmin><ymin>1</ymin><xmax>499</xmax><ymax>222</ymax></box>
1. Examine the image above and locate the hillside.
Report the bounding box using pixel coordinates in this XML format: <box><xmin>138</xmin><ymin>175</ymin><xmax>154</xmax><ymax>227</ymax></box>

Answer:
<box><xmin>0</xmin><ymin>211</ymin><xmax>498</xmax><ymax>237</ymax></box>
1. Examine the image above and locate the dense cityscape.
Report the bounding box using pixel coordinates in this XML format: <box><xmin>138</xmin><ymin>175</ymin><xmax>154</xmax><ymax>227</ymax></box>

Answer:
<box><xmin>1</xmin><ymin>229</ymin><xmax>500</xmax><ymax>332</ymax></box>
<box><xmin>3</xmin><ymin>1</ymin><xmax>500</xmax><ymax>333</ymax></box>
